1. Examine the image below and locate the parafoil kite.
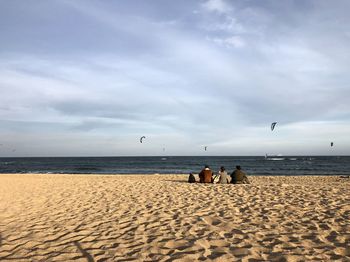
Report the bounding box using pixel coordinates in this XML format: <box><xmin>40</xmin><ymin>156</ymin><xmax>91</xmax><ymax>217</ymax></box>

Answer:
<box><xmin>271</xmin><ymin>122</ymin><xmax>277</xmax><ymax>131</ymax></box>
<box><xmin>140</xmin><ymin>136</ymin><xmax>146</xmax><ymax>143</ymax></box>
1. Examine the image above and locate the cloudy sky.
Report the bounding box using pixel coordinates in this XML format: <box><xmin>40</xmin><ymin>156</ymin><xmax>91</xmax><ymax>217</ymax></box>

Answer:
<box><xmin>1</xmin><ymin>0</ymin><xmax>350</xmax><ymax>156</ymax></box>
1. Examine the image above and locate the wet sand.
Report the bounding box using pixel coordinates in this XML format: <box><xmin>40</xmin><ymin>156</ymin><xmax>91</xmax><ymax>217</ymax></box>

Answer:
<box><xmin>0</xmin><ymin>174</ymin><xmax>349</xmax><ymax>261</ymax></box>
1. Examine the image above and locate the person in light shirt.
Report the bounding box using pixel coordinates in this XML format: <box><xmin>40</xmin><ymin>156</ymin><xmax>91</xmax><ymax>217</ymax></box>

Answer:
<box><xmin>217</xmin><ymin>166</ymin><xmax>229</xmax><ymax>184</ymax></box>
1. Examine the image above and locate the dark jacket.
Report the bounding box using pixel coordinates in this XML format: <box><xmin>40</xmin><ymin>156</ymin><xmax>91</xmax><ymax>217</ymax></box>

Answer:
<box><xmin>188</xmin><ymin>173</ymin><xmax>196</xmax><ymax>183</ymax></box>
<box><xmin>199</xmin><ymin>168</ymin><xmax>213</xmax><ymax>183</ymax></box>
<box><xmin>230</xmin><ymin>169</ymin><xmax>249</xmax><ymax>184</ymax></box>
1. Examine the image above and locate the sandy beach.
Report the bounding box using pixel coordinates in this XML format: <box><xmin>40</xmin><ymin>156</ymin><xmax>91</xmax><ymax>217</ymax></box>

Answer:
<box><xmin>0</xmin><ymin>174</ymin><xmax>349</xmax><ymax>261</ymax></box>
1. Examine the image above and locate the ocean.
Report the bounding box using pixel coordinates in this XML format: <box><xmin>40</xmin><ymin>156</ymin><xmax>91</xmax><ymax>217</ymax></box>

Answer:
<box><xmin>0</xmin><ymin>156</ymin><xmax>349</xmax><ymax>176</ymax></box>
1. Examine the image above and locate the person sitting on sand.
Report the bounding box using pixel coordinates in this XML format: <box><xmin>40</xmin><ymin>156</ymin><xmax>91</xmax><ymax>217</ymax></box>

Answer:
<box><xmin>217</xmin><ymin>166</ymin><xmax>229</xmax><ymax>184</ymax></box>
<box><xmin>199</xmin><ymin>165</ymin><xmax>214</xmax><ymax>183</ymax></box>
<box><xmin>188</xmin><ymin>173</ymin><xmax>196</xmax><ymax>183</ymax></box>
<box><xmin>230</xmin><ymin>165</ymin><xmax>249</xmax><ymax>184</ymax></box>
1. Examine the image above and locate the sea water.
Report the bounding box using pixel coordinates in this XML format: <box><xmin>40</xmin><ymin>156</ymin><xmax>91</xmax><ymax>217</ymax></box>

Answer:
<box><xmin>0</xmin><ymin>156</ymin><xmax>349</xmax><ymax>176</ymax></box>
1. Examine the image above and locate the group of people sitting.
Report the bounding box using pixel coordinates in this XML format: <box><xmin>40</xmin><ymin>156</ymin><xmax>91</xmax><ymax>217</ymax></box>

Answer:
<box><xmin>188</xmin><ymin>165</ymin><xmax>249</xmax><ymax>184</ymax></box>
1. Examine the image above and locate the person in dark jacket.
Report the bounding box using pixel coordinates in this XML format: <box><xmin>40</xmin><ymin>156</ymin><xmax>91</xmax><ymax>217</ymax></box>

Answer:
<box><xmin>188</xmin><ymin>173</ymin><xmax>196</xmax><ymax>183</ymax></box>
<box><xmin>199</xmin><ymin>165</ymin><xmax>214</xmax><ymax>183</ymax></box>
<box><xmin>230</xmin><ymin>165</ymin><xmax>249</xmax><ymax>184</ymax></box>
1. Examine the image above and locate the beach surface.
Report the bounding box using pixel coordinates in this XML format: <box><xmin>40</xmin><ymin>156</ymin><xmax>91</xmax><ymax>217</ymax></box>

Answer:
<box><xmin>0</xmin><ymin>174</ymin><xmax>349</xmax><ymax>261</ymax></box>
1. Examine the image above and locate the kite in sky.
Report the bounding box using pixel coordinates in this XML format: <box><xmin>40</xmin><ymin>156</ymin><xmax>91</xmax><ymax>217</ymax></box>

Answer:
<box><xmin>271</xmin><ymin>122</ymin><xmax>277</xmax><ymax>131</ymax></box>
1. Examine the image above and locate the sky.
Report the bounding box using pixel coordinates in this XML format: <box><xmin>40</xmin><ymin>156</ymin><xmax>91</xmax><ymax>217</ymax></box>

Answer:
<box><xmin>1</xmin><ymin>0</ymin><xmax>350</xmax><ymax>156</ymax></box>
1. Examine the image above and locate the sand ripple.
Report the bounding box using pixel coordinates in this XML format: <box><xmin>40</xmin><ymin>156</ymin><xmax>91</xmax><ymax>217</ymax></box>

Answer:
<box><xmin>0</xmin><ymin>174</ymin><xmax>350</xmax><ymax>261</ymax></box>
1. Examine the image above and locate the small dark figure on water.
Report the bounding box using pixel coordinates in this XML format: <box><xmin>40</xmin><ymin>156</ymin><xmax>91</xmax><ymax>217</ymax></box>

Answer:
<box><xmin>230</xmin><ymin>165</ymin><xmax>249</xmax><ymax>184</ymax></box>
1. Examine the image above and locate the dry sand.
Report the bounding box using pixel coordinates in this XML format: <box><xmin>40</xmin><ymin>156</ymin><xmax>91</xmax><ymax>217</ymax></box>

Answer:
<box><xmin>0</xmin><ymin>174</ymin><xmax>349</xmax><ymax>261</ymax></box>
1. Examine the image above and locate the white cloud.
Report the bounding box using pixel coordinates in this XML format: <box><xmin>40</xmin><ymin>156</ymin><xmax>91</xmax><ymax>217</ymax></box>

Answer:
<box><xmin>201</xmin><ymin>17</ymin><xmax>245</xmax><ymax>34</ymax></box>
<box><xmin>202</xmin><ymin>0</ymin><xmax>231</xmax><ymax>14</ymax></box>
<box><xmin>209</xmin><ymin>35</ymin><xmax>245</xmax><ymax>48</ymax></box>
<box><xmin>225</xmin><ymin>36</ymin><xmax>245</xmax><ymax>47</ymax></box>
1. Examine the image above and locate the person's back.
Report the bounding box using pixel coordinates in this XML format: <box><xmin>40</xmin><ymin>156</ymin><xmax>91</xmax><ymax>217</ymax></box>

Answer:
<box><xmin>218</xmin><ymin>166</ymin><xmax>229</xmax><ymax>184</ymax></box>
<box><xmin>203</xmin><ymin>169</ymin><xmax>213</xmax><ymax>183</ymax></box>
<box><xmin>188</xmin><ymin>173</ymin><xmax>196</xmax><ymax>183</ymax></box>
<box><xmin>199</xmin><ymin>165</ymin><xmax>213</xmax><ymax>183</ymax></box>
<box><xmin>230</xmin><ymin>165</ymin><xmax>249</xmax><ymax>184</ymax></box>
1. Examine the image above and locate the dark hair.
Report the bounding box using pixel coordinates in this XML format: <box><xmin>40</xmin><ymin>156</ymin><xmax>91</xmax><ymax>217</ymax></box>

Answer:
<box><xmin>220</xmin><ymin>166</ymin><xmax>225</xmax><ymax>171</ymax></box>
<box><xmin>205</xmin><ymin>165</ymin><xmax>209</xmax><ymax>168</ymax></box>
<box><xmin>236</xmin><ymin>165</ymin><xmax>241</xmax><ymax>170</ymax></box>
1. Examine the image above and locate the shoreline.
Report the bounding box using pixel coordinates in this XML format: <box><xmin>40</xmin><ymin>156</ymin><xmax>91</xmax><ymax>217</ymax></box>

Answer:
<box><xmin>1</xmin><ymin>173</ymin><xmax>350</xmax><ymax>176</ymax></box>
<box><xmin>1</xmin><ymin>174</ymin><xmax>349</xmax><ymax>261</ymax></box>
